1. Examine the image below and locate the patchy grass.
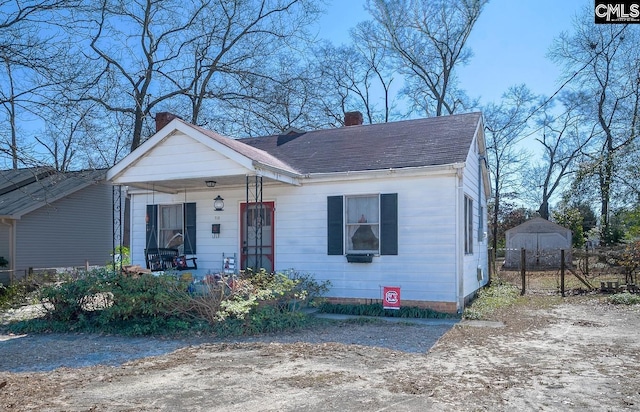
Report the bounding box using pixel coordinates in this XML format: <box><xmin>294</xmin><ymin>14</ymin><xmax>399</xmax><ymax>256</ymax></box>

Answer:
<box><xmin>463</xmin><ymin>281</ymin><xmax>521</xmax><ymax>320</ymax></box>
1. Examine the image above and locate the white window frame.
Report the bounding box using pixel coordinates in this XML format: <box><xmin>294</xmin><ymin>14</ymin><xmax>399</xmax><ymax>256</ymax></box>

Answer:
<box><xmin>465</xmin><ymin>196</ymin><xmax>474</xmax><ymax>254</ymax></box>
<box><xmin>159</xmin><ymin>204</ymin><xmax>184</xmax><ymax>252</ymax></box>
<box><xmin>345</xmin><ymin>194</ymin><xmax>380</xmax><ymax>254</ymax></box>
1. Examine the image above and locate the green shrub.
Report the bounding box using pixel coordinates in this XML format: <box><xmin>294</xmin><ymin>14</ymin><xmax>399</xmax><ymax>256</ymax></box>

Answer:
<box><xmin>35</xmin><ymin>268</ymin><xmax>196</xmax><ymax>335</ymax></box>
<box><xmin>213</xmin><ymin>306</ymin><xmax>308</xmax><ymax>336</ymax></box>
<box><xmin>183</xmin><ymin>269</ymin><xmax>331</xmax><ymax>330</ymax></box>
<box><xmin>0</xmin><ymin>283</ymin><xmax>31</xmax><ymax>309</ymax></box>
<box><xmin>11</xmin><ymin>267</ymin><xmax>328</xmax><ymax>337</ymax></box>
<box><xmin>106</xmin><ymin>245</ymin><xmax>131</xmax><ymax>270</ymax></box>
<box><xmin>316</xmin><ymin>302</ymin><xmax>457</xmax><ymax>319</ymax></box>
<box><xmin>38</xmin><ymin>271</ymin><xmax>104</xmax><ymax>322</ymax></box>
<box><xmin>608</xmin><ymin>292</ymin><xmax>640</xmax><ymax>305</ymax></box>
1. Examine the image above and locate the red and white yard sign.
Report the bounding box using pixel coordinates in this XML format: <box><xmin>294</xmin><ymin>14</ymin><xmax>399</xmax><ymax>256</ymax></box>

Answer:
<box><xmin>382</xmin><ymin>286</ymin><xmax>401</xmax><ymax>309</ymax></box>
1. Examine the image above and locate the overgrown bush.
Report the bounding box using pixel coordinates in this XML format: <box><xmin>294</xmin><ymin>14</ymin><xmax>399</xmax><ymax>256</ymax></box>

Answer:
<box><xmin>35</xmin><ymin>268</ymin><xmax>195</xmax><ymax>335</ymax></box>
<box><xmin>171</xmin><ymin>268</ymin><xmax>331</xmax><ymax>334</ymax></box>
<box><xmin>0</xmin><ymin>283</ymin><xmax>31</xmax><ymax>309</ymax></box>
<box><xmin>213</xmin><ymin>306</ymin><xmax>307</xmax><ymax>337</ymax></box>
<box><xmin>0</xmin><ymin>273</ymin><xmax>45</xmax><ymax>310</ymax></box>
<box><xmin>11</xmin><ymin>267</ymin><xmax>330</xmax><ymax>336</ymax></box>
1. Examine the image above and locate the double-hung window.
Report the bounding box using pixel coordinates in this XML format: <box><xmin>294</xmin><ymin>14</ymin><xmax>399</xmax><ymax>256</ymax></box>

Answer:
<box><xmin>327</xmin><ymin>193</ymin><xmax>398</xmax><ymax>257</ymax></box>
<box><xmin>160</xmin><ymin>204</ymin><xmax>183</xmax><ymax>252</ymax></box>
<box><xmin>146</xmin><ymin>203</ymin><xmax>197</xmax><ymax>255</ymax></box>
<box><xmin>346</xmin><ymin>195</ymin><xmax>380</xmax><ymax>254</ymax></box>
<box><xmin>464</xmin><ymin>196</ymin><xmax>473</xmax><ymax>254</ymax></box>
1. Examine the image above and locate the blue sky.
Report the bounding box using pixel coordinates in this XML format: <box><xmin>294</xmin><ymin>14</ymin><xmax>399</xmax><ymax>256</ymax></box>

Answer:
<box><xmin>317</xmin><ymin>0</ymin><xmax>590</xmax><ymax>105</ymax></box>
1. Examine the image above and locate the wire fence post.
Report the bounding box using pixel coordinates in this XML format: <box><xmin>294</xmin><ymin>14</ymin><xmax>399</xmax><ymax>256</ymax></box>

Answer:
<box><xmin>561</xmin><ymin>249</ymin><xmax>565</xmax><ymax>297</ymax></box>
<box><xmin>585</xmin><ymin>242</ymin><xmax>589</xmax><ymax>278</ymax></box>
<box><xmin>520</xmin><ymin>248</ymin><xmax>526</xmax><ymax>296</ymax></box>
<box><xmin>488</xmin><ymin>248</ymin><xmax>494</xmax><ymax>286</ymax></box>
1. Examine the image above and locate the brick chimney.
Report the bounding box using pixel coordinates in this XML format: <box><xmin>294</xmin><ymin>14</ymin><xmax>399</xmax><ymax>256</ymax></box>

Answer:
<box><xmin>155</xmin><ymin>112</ymin><xmax>180</xmax><ymax>132</ymax></box>
<box><xmin>344</xmin><ymin>111</ymin><xmax>363</xmax><ymax>126</ymax></box>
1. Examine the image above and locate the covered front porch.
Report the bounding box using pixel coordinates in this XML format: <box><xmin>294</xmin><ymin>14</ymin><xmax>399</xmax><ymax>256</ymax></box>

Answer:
<box><xmin>106</xmin><ymin>115</ymin><xmax>302</xmax><ymax>276</ymax></box>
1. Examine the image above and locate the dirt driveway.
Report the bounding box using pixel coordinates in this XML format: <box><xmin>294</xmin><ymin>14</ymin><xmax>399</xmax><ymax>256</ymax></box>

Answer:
<box><xmin>1</xmin><ymin>296</ymin><xmax>639</xmax><ymax>411</ymax></box>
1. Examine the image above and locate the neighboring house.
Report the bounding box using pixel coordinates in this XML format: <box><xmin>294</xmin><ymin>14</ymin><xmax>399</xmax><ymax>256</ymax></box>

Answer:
<box><xmin>504</xmin><ymin>217</ymin><xmax>573</xmax><ymax>269</ymax></box>
<box><xmin>107</xmin><ymin>111</ymin><xmax>490</xmax><ymax>313</ymax></box>
<box><xmin>0</xmin><ymin>167</ymin><xmax>114</xmax><ymax>282</ymax></box>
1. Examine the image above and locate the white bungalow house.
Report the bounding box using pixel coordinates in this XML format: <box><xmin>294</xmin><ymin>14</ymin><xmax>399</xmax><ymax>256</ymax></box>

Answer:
<box><xmin>107</xmin><ymin>111</ymin><xmax>490</xmax><ymax>313</ymax></box>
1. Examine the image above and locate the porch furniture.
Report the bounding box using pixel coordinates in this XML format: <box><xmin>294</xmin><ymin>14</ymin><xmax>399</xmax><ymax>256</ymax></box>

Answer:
<box><xmin>145</xmin><ymin>248</ymin><xmax>197</xmax><ymax>271</ymax></box>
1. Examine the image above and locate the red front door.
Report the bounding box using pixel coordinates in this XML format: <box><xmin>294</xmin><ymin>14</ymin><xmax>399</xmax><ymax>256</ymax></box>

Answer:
<box><xmin>240</xmin><ymin>202</ymin><xmax>275</xmax><ymax>272</ymax></box>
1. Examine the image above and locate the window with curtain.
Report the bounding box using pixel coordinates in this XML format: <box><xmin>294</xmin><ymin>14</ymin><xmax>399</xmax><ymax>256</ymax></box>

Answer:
<box><xmin>146</xmin><ymin>203</ymin><xmax>196</xmax><ymax>255</ymax></box>
<box><xmin>346</xmin><ymin>195</ymin><xmax>380</xmax><ymax>254</ymax></box>
<box><xmin>327</xmin><ymin>194</ymin><xmax>397</xmax><ymax>257</ymax></box>
<box><xmin>160</xmin><ymin>204</ymin><xmax>184</xmax><ymax>254</ymax></box>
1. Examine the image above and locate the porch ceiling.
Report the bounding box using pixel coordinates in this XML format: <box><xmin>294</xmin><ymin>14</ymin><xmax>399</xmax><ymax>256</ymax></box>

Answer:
<box><xmin>121</xmin><ymin>174</ymin><xmax>281</xmax><ymax>193</ymax></box>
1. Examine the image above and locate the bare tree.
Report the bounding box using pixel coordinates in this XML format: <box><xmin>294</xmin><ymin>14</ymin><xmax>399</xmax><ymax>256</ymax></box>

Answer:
<box><xmin>345</xmin><ymin>20</ymin><xmax>396</xmax><ymax>123</ymax></box>
<box><xmin>0</xmin><ymin>0</ymin><xmax>77</xmax><ymax>168</ymax></box>
<box><xmin>365</xmin><ymin>0</ymin><xmax>486</xmax><ymax>117</ymax></box>
<box><xmin>78</xmin><ymin>0</ymin><xmax>212</xmax><ymax>152</ymax></box>
<box><xmin>183</xmin><ymin>0</ymin><xmax>320</xmax><ymax>127</ymax></box>
<box><xmin>77</xmin><ymin>0</ymin><xmax>320</xmax><ymax>152</ymax></box>
<box><xmin>210</xmin><ymin>54</ymin><xmax>324</xmax><ymax>137</ymax></box>
<box><xmin>483</xmin><ymin>84</ymin><xmax>536</xmax><ymax>254</ymax></box>
<box><xmin>525</xmin><ymin>96</ymin><xmax>595</xmax><ymax>220</ymax></box>
<box><xmin>550</xmin><ymin>14</ymin><xmax>640</xmax><ymax>243</ymax></box>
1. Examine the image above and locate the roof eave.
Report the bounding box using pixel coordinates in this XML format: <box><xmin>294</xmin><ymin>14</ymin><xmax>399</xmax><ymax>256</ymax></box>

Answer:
<box><xmin>303</xmin><ymin>163</ymin><xmax>465</xmax><ymax>183</ymax></box>
<box><xmin>252</xmin><ymin>161</ymin><xmax>301</xmax><ymax>186</ymax></box>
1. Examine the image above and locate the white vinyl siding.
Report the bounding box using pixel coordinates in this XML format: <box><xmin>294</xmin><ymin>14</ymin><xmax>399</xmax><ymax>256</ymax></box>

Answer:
<box><xmin>118</xmin><ymin>133</ymin><xmax>250</xmax><ymax>184</ymax></box>
<box><xmin>129</xmin><ymin>173</ymin><xmax>459</xmax><ymax>304</ymax></box>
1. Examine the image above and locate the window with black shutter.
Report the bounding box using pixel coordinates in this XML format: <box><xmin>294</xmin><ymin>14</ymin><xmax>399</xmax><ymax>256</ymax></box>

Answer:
<box><xmin>380</xmin><ymin>193</ymin><xmax>398</xmax><ymax>255</ymax></box>
<box><xmin>146</xmin><ymin>204</ymin><xmax>158</xmax><ymax>250</ymax></box>
<box><xmin>327</xmin><ymin>196</ymin><xmax>344</xmax><ymax>255</ymax></box>
<box><xmin>327</xmin><ymin>193</ymin><xmax>398</xmax><ymax>258</ymax></box>
<box><xmin>146</xmin><ymin>203</ymin><xmax>196</xmax><ymax>255</ymax></box>
<box><xmin>184</xmin><ymin>202</ymin><xmax>197</xmax><ymax>254</ymax></box>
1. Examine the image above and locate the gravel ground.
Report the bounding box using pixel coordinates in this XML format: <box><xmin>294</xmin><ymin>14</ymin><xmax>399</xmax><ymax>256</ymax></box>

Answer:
<box><xmin>1</xmin><ymin>297</ymin><xmax>639</xmax><ymax>411</ymax></box>
<box><xmin>0</xmin><ymin>312</ymin><xmax>457</xmax><ymax>372</ymax></box>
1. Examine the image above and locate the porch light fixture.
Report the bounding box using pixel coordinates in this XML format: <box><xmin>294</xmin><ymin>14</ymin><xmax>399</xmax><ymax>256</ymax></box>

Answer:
<box><xmin>205</xmin><ymin>180</ymin><xmax>217</xmax><ymax>188</ymax></box>
<box><xmin>214</xmin><ymin>195</ymin><xmax>225</xmax><ymax>211</ymax></box>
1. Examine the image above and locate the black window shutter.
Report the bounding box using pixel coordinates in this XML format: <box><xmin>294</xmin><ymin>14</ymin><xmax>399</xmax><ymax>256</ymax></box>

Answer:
<box><xmin>146</xmin><ymin>204</ymin><xmax>158</xmax><ymax>250</ymax></box>
<box><xmin>184</xmin><ymin>202</ymin><xmax>197</xmax><ymax>254</ymax></box>
<box><xmin>327</xmin><ymin>196</ymin><xmax>344</xmax><ymax>255</ymax></box>
<box><xmin>380</xmin><ymin>193</ymin><xmax>398</xmax><ymax>255</ymax></box>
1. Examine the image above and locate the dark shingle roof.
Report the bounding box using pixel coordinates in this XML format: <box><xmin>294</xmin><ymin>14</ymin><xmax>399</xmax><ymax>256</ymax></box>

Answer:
<box><xmin>241</xmin><ymin>112</ymin><xmax>481</xmax><ymax>174</ymax></box>
<box><xmin>0</xmin><ymin>168</ymin><xmax>106</xmax><ymax>218</ymax></box>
